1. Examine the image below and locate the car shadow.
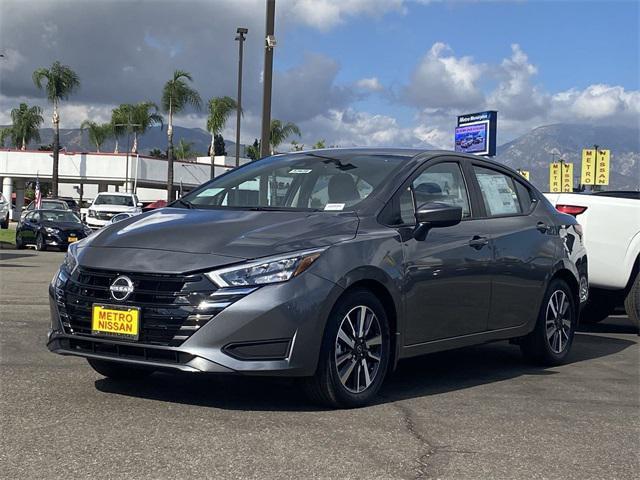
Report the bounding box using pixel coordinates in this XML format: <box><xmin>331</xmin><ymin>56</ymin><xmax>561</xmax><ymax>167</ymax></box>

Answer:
<box><xmin>0</xmin><ymin>252</ymin><xmax>36</xmax><ymax>261</ymax></box>
<box><xmin>94</xmin><ymin>331</ymin><xmax>636</xmax><ymax>412</ymax></box>
<box><xmin>577</xmin><ymin>316</ymin><xmax>638</xmax><ymax>335</ymax></box>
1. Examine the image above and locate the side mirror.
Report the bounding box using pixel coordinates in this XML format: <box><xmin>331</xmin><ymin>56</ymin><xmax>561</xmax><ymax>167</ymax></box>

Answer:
<box><xmin>137</xmin><ymin>202</ymin><xmax>143</xmax><ymax>207</ymax></box>
<box><xmin>413</xmin><ymin>202</ymin><xmax>462</xmax><ymax>240</ymax></box>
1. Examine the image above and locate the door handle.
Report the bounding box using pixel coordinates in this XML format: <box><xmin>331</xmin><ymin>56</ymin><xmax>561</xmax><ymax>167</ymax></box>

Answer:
<box><xmin>536</xmin><ymin>222</ymin><xmax>549</xmax><ymax>233</ymax></box>
<box><xmin>468</xmin><ymin>235</ymin><xmax>489</xmax><ymax>249</ymax></box>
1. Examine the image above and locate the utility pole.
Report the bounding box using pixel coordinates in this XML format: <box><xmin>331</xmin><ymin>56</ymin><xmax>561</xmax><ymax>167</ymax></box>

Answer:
<box><xmin>114</xmin><ymin>114</ymin><xmax>141</xmax><ymax>193</ymax></box>
<box><xmin>260</xmin><ymin>0</ymin><xmax>276</xmax><ymax>159</ymax></box>
<box><xmin>235</xmin><ymin>27</ymin><xmax>248</xmax><ymax>168</ymax></box>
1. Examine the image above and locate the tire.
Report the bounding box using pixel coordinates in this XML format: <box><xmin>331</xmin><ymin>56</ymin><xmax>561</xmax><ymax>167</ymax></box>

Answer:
<box><xmin>521</xmin><ymin>279</ymin><xmax>576</xmax><ymax>366</ymax></box>
<box><xmin>0</xmin><ymin>214</ymin><xmax>8</xmax><ymax>229</ymax></box>
<box><xmin>624</xmin><ymin>272</ymin><xmax>639</xmax><ymax>329</ymax></box>
<box><xmin>35</xmin><ymin>233</ymin><xmax>46</xmax><ymax>251</ymax></box>
<box><xmin>87</xmin><ymin>358</ymin><xmax>154</xmax><ymax>380</ymax></box>
<box><xmin>301</xmin><ymin>288</ymin><xmax>391</xmax><ymax>408</ymax></box>
<box><xmin>580</xmin><ymin>290</ymin><xmax>617</xmax><ymax>323</ymax></box>
<box><xmin>15</xmin><ymin>233</ymin><xmax>25</xmax><ymax>249</ymax></box>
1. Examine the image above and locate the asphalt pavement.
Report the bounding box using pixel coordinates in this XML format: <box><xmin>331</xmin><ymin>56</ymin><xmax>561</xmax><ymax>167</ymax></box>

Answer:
<box><xmin>1</xmin><ymin>250</ymin><xmax>638</xmax><ymax>480</ymax></box>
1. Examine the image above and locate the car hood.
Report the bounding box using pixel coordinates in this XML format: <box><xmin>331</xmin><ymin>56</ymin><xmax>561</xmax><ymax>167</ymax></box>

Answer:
<box><xmin>78</xmin><ymin>207</ymin><xmax>359</xmax><ymax>274</ymax></box>
<box><xmin>90</xmin><ymin>204</ymin><xmax>137</xmax><ymax>212</ymax></box>
<box><xmin>43</xmin><ymin>221</ymin><xmax>85</xmax><ymax>231</ymax></box>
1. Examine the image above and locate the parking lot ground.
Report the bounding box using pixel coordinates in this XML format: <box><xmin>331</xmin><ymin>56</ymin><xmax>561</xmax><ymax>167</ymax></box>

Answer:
<box><xmin>1</xmin><ymin>251</ymin><xmax>639</xmax><ymax>480</ymax></box>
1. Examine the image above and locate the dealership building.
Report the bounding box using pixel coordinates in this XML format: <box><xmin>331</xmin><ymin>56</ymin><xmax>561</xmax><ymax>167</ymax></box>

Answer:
<box><xmin>0</xmin><ymin>149</ymin><xmax>250</xmax><ymax>219</ymax></box>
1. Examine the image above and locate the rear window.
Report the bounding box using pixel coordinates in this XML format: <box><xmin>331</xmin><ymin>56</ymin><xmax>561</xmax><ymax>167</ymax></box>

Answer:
<box><xmin>41</xmin><ymin>200</ymin><xmax>69</xmax><ymax>210</ymax></box>
<box><xmin>94</xmin><ymin>195</ymin><xmax>134</xmax><ymax>206</ymax></box>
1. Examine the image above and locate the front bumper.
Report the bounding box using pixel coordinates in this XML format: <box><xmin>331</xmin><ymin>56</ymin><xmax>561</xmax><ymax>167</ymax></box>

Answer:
<box><xmin>47</xmin><ymin>269</ymin><xmax>342</xmax><ymax>376</ymax></box>
<box><xmin>44</xmin><ymin>232</ymin><xmax>86</xmax><ymax>248</ymax></box>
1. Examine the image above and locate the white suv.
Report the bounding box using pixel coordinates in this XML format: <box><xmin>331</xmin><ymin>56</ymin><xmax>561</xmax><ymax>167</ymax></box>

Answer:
<box><xmin>86</xmin><ymin>192</ymin><xmax>142</xmax><ymax>229</ymax></box>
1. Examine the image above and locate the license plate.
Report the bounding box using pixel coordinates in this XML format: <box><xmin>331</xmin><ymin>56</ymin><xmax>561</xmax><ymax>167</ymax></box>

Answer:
<box><xmin>91</xmin><ymin>304</ymin><xmax>140</xmax><ymax>340</ymax></box>
<box><xmin>68</xmin><ymin>236</ymin><xmax>78</xmax><ymax>243</ymax></box>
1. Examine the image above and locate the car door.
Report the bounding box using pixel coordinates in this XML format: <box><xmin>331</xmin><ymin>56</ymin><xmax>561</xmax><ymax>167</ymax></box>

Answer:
<box><xmin>21</xmin><ymin>212</ymin><xmax>37</xmax><ymax>243</ymax></box>
<box><xmin>394</xmin><ymin>159</ymin><xmax>493</xmax><ymax>344</ymax></box>
<box><xmin>468</xmin><ymin>163</ymin><xmax>556</xmax><ymax>330</ymax></box>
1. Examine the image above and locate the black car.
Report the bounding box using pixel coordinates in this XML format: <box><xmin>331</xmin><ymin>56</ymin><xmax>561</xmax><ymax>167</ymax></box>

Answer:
<box><xmin>48</xmin><ymin>149</ymin><xmax>588</xmax><ymax>408</ymax></box>
<box><xmin>17</xmin><ymin>209</ymin><xmax>91</xmax><ymax>251</ymax></box>
<box><xmin>21</xmin><ymin>199</ymin><xmax>70</xmax><ymax>220</ymax></box>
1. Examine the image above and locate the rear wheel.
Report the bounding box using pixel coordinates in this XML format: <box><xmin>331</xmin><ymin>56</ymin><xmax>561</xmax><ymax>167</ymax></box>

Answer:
<box><xmin>521</xmin><ymin>279</ymin><xmax>576</xmax><ymax>366</ymax></box>
<box><xmin>35</xmin><ymin>233</ymin><xmax>46</xmax><ymax>251</ymax></box>
<box><xmin>87</xmin><ymin>358</ymin><xmax>154</xmax><ymax>380</ymax></box>
<box><xmin>301</xmin><ymin>289</ymin><xmax>390</xmax><ymax>408</ymax></box>
<box><xmin>624</xmin><ymin>272</ymin><xmax>639</xmax><ymax>329</ymax></box>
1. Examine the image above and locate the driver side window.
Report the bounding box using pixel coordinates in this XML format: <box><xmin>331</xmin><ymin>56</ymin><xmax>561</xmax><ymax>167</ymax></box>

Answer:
<box><xmin>412</xmin><ymin>162</ymin><xmax>471</xmax><ymax>218</ymax></box>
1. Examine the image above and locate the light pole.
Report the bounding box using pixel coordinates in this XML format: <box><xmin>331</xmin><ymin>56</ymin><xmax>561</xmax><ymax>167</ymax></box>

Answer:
<box><xmin>235</xmin><ymin>27</ymin><xmax>248</xmax><ymax>168</ymax></box>
<box><xmin>114</xmin><ymin>114</ymin><xmax>141</xmax><ymax>193</ymax></box>
<box><xmin>260</xmin><ymin>0</ymin><xmax>276</xmax><ymax>159</ymax></box>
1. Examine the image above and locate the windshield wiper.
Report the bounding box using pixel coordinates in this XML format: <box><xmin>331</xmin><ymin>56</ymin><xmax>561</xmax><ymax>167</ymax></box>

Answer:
<box><xmin>173</xmin><ymin>198</ymin><xmax>194</xmax><ymax>209</ymax></box>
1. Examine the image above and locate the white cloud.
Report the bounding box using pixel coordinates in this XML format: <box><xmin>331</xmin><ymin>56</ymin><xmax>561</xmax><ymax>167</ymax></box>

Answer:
<box><xmin>355</xmin><ymin>77</ymin><xmax>384</xmax><ymax>92</ymax></box>
<box><xmin>404</xmin><ymin>42</ymin><xmax>485</xmax><ymax>109</ymax></box>
<box><xmin>551</xmin><ymin>84</ymin><xmax>640</xmax><ymax>123</ymax></box>
<box><xmin>286</xmin><ymin>0</ymin><xmax>405</xmax><ymax>30</ymax></box>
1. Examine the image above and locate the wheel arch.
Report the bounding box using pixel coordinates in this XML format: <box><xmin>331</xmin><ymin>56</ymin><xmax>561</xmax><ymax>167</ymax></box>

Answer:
<box><xmin>550</xmin><ymin>268</ymin><xmax>580</xmax><ymax>315</ymax></box>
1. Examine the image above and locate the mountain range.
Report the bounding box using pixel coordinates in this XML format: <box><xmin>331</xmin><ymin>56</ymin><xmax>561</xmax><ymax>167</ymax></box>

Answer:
<box><xmin>5</xmin><ymin>123</ymin><xmax>639</xmax><ymax>191</ymax></box>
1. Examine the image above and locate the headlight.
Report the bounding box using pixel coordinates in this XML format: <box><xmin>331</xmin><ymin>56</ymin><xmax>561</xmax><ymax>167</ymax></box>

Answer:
<box><xmin>45</xmin><ymin>226</ymin><xmax>59</xmax><ymax>234</ymax></box>
<box><xmin>88</xmin><ymin>209</ymin><xmax>96</xmax><ymax>217</ymax></box>
<box><xmin>62</xmin><ymin>242</ymin><xmax>79</xmax><ymax>274</ymax></box>
<box><xmin>206</xmin><ymin>248</ymin><xmax>325</xmax><ymax>287</ymax></box>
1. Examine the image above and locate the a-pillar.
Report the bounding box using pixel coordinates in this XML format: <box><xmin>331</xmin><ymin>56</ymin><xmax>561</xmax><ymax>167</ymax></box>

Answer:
<box><xmin>2</xmin><ymin>177</ymin><xmax>13</xmax><ymax>220</ymax></box>
<box><xmin>14</xmin><ymin>178</ymin><xmax>25</xmax><ymax>220</ymax></box>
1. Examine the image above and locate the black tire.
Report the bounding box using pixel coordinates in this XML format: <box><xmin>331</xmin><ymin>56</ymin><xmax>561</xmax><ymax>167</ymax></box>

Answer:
<box><xmin>521</xmin><ymin>279</ymin><xmax>576</xmax><ymax>366</ymax></box>
<box><xmin>0</xmin><ymin>214</ymin><xmax>8</xmax><ymax>229</ymax></box>
<box><xmin>15</xmin><ymin>233</ymin><xmax>25</xmax><ymax>249</ymax></box>
<box><xmin>87</xmin><ymin>358</ymin><xmax>154</xmax><ymax>380</ymax></box>
<box><xmin>624</xmin><ymin>272</ymin><xmax>639</xmax><ymax>330</ymax></box>
<box><xmin>35</xmin><ymin>233</ymin><xmax>46</xmax><ymax>251</ymax></box>
<box><xmin>580</xmin><ymin>290</ymin><xmax>617</xmax><ymax>323</ymax></box>
<box><xmin>301</xmin><ymin>288</ymin><xmax>391</xmax><ymax>408</ymax></box>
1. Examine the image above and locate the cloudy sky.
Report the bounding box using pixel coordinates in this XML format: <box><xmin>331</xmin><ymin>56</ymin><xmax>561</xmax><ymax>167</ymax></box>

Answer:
<box><xmin>1</xmin><ymin>0</ymin><xmax>638</xmax><ymax>150</ymax></box>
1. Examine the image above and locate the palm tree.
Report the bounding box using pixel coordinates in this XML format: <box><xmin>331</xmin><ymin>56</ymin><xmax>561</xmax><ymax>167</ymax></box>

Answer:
<box><xmin>33</xmin><ymin>61</ymin><xmax>80</xmax><ymax>197</ymax></box>
<box><xmin>10</xmin><ymin>103</ymin><xmax>44</xmax><ymax>150</ymax></box>
<box><xmin>80</xmin><ymin>120</ymin><xmax>112</xmax><ymax>152</ymax></box>
<box><xmin>110</xmin><ymin>105</ymin><xmax>133</xmax><ymax>153</ymax></box>
<box><xmin>0</xmin><ymin>128</ymin><xmax>11</xmax><ymax>147</ymax></box>
<box><xmin>175</xmin><ymin>139</ymin><xmax>195</xmax><ymax>160</ymax></box>
<box><xmin>246</xmin><ymin>139</ymin><xmax>261</xmax><ymax>161</ymax></box>
<box><xmin>130</xmin><ymin>102</ymin><xmax>164</xmax><ymax>153</ymax></box>
<box><xmin>270</xmin><ymin>120</ymin><xmax>301</xmax><ymax>154</ymax></box>
<box><xmin>206</xmin><ymin>96</ymin><xmax>238</xmax><ymax>178</ymax></box>
<box><xmin>161</xmin><ymin>70</ymin><xmax>202</xmax><ymax>200</ymax></box>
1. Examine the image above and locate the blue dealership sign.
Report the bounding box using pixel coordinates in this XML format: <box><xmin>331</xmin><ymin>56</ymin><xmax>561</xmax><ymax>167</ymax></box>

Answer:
<box><xmin>455</xmin><ymin>110</ymin><xmax>497</xmax><ymax>157</ymax></box>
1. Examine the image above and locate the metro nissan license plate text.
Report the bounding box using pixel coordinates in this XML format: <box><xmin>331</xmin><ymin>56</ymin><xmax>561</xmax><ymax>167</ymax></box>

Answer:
<box><xmin>91</xmin><ymin>304</ymin><xmax>140</xmax><ymax>340</ymax></box>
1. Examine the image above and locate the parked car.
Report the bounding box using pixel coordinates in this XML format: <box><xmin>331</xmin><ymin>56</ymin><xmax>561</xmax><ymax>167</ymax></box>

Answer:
<box><xmin>16</xmin><ymin>209</ymin><xmax>91</xmax><ymax>251</ymax></box>
<box><xmin>545</xmin><ymin>190</ymin><xmax>639</xmax><ymax>328</ymax></box>
<box><xmin>85</xmin><ymin>192</ymin><xmax>142</xmax><ymax>229</ymax></box>
<box><xmin>48</xmin><ymin>149</ymin><xmax>587</xmax><ymax>408</ymax></box>
<box><xmin>0</xmin><ymin>193</ymin><xmax>9</xmax><ymax>229</ymax></box>
<box><xmin>58</xmin><ymin>196</ymin><xmax>81</xmax><ymax>217</ymax></box>
<box><xmin>21</xmin><ymin>199</ymin><xmax>70</xmax><ymax>220</ymax></box>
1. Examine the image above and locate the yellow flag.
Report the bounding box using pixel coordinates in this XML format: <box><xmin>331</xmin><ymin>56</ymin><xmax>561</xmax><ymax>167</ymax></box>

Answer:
<box><xmin>595</xmin><ymin>149</ymin><xmax>610</xmax><ymax>185</ymax></box>
<box><xmin>549</xmin><ymin>163</ymin><xmax>562</xmax><ymax>192</ymax></box>
<box><xmin>581</xmin><ymin>149</ymin><xmax>596</xmax><ymax>185</ymax></box>
<box><xmin>562</xmin><ymin>163</ymin><xmax>573</xmax><ymax>192</ymax></box>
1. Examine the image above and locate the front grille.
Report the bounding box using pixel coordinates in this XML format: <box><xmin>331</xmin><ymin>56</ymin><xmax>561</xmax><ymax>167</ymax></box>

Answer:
<box><xmin>62</xmin><ymin>338</ymin><xmax>195</xmax><ymax>364</ymax></box>
<box><xmin>56</xmin><ymin>267</ymin><xmax>247</xmax><ymax>347</ymax></box>
<box><xmin>95</xmin><ymin>212</ymin><xmax>119</xmax><ymax>220</ymax></box>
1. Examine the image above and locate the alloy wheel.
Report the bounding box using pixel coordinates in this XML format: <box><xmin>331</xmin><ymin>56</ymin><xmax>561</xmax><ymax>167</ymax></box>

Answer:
<box><xmin>334</xmin><ymin>305</ymin><xmax>383</xmax><ymax>393</ymax></box>
<box><xmin>545</xmin><ymin>290</ymin><xmax>572</xmax><ymax>354</ymax></box>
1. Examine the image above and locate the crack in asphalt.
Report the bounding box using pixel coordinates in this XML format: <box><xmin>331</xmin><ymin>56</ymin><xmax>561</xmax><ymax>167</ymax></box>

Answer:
<box><xmin>392</xmin><ymin>402</ymin><xmax>439</xmax><ymax>480</ymax></box>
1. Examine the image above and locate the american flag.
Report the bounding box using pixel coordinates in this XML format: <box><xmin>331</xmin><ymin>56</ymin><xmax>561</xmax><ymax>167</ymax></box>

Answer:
<box><xmin>34</xmin><ymin>178</ymin><xmax>42</xmax><ymax>209</ymax></box>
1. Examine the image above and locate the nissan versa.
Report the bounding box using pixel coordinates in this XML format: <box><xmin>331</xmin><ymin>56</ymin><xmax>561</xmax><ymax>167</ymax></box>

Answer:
<box><xmin>48</xmin><ymin>149</ymin><xmax>588</xmax><ymax>408</ymax></box>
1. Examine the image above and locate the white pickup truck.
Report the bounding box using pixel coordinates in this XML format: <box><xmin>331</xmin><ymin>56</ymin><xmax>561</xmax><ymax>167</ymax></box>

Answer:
<box><xmin>545</xmin><ymin>191</ymin><xmax>639</xmax><ymax>328</ymax></box>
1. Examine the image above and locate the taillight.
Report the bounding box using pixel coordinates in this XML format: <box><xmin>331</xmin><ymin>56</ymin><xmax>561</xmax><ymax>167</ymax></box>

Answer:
<box><xmin>556</xmin><ymin>205</ymin><xmax>588</xmax><ymax>216</ymax></box>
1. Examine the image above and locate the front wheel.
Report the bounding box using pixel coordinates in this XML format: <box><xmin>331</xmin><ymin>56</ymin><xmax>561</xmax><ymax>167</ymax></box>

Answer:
<box><xmin>301</xmin><ymin>289</ymin><xmax>390</xmax><ymax>408</ymax></box>
<box><xmin>87</xmin><ymin>358</ymin><xmax>154</xmax><ymax>380</ymax></box>
<box><xmin>624</xmin><ymin>272</ymin><xmax>639</xmax><ymax>329</ymax></box>
<box><xmin>0</xmin><ymin>213</ymin><xmax>8</xmax><ymax>229</ymax></box>
<box><xmin>521</xmin><ymin>279</ymin><xmax>576</xmax><ymax>366</ymax></box>
<box><xmin>15</xmin><ymin>233</ymin><xmax>25</xmax><ymax>249</ymax></box>
<box><xmin>35</xmin><ymin>233</ymin><xmax>46</xmax><ymax>251</ymax></box>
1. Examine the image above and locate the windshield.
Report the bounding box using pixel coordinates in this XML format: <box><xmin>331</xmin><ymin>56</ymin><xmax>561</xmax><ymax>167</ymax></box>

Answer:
<box><xmin>41</xmin><ymin>200</ymin><xmax>69</xmax><ymax>210</ymax></box>
<box><xmin>94</xmin><ymin>195</ymin><xmax>134</xmax><ymax>206</ymax></box>
<box><xmin>42</xmin><ymin>211</ymin><xmax>80</xmax><ymax>223</ymax></box>
<box><xmin>182</xmin><ymin>153</ymin><xmax>407</xmax><ymax>211</ymax></box>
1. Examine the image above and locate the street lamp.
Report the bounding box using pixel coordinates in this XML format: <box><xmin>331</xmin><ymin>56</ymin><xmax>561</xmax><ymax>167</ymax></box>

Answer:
<box><xmin>113</xmin><ymin>114</ymin><xmax>141</xmax><ymax>193</ymax></box>
<box><xmin>235</xmin><ymin>27</ymin><xmax>248</xmax><ymax>168</ymax></box>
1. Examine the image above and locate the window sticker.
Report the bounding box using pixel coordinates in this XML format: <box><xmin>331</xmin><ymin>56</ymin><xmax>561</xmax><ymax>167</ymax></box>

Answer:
<box><xmin>289</xmin><ymin>169</ymin><xmax>312</xmax><ymax>174</ymax></box>
<box><xmin>324</xmin><ymin>203</ymin><xmax>345</xmax><ymax>211</ymax></box>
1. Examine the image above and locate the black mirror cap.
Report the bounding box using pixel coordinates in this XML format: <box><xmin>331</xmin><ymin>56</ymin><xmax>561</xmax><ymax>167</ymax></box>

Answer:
<box><xmin>415</xmin><ymin>202</ymin><xmax>463</xmax><ymax>228</ymax></box>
